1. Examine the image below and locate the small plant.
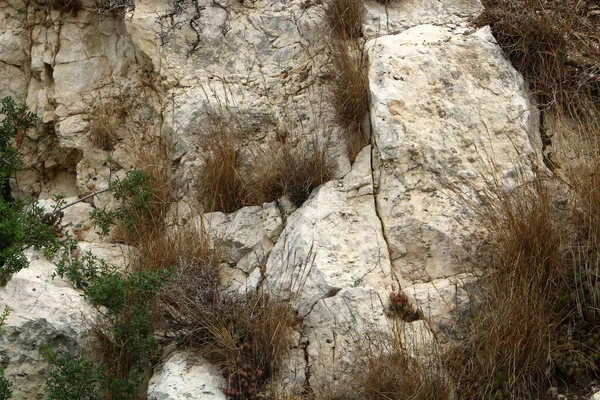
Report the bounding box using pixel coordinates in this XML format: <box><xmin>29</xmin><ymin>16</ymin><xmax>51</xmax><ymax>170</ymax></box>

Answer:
<box><xmin>54</xmin><ymin>236</ymin><xmax>113</xmax><ymax>289</ymax></box>
<box><xmin>386</xmin><ymin>291</ymin><xmax>422</xmax><ymax>322</ymax></box>
<box><xmin>0</xmin><ymin>368</ymin><xmax>11</xmax><ymax>400</ymax></box>
<box><xmin>90</xmin><ymin>169</ymin><xmax>157</xmax><ymax>241</ymax></box>
<box><xmin>42</xmin><ymin>347</ymin><xmax>103</xmax><ymax>400</ymax></box>
<box><xmin>0</xmin><ymin>306</ymin><xmax>13</xmax><ymax>400</ymax></box>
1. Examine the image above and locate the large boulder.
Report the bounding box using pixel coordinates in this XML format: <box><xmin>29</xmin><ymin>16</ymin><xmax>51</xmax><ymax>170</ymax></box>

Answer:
<box><xmin>368</xmin><ymin>25</ymin><xmax>543</xmax><ymax>287</ymax></box>
<box><xmin>0</xmin><ymin>251</ymin><xmax>93</xmax><ymax>399</ymax></box>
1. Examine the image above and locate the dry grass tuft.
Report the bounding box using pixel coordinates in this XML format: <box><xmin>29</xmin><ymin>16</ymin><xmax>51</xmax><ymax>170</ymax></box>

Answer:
<box><xmin>327</xmin><ymin>39</ymin><xmax>370</xmax><ymax>161</ymax></box>
<box><xmin>324</xmin><ymin>0</ymin><xmax>364</xmax><ymax>40</ymax></box>
<box><xmin>475</xmin><ymin>0</ymin><xmax>600</xmax><ymax>122</ymax></box>
<box><xmin>245</xmin><ymin>136</ymin><xmax>334</xmax><ymax>206</ymax></box>
<box><xmin>158</xmin><ymin>256</ymin><xmax>296</xmax><ymax>399</ymax></box>
<box><xmin>323</xmin><ymin>0</ymin><xmax>370</xmax><ymax>162</ymax></box>
<box><xmin>198</xmin><ymin>112</ymin><xmax>333</xmax><ymax>212</ymax></box>
<box><xmin>198</xmin><ymin>113</ymin><xmax>247</xmax><ymax>213</ymax></box>
<box><xmin>329</xmin><ymin>325</ymin><xmax>454</xmax><ymax>400</ymax></box>
<box><xmin>88</xmin><ymin>94</ymin><xmax>127</xmax><ymax>151</ymax></box>
<box><xmin>447</xmin><ymin>158</ymin><xmax>600</xmax><ymax>396</ymax></box>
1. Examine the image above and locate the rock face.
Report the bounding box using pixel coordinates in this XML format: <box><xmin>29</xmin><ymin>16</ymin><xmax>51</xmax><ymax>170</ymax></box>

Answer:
<box><xmin>148</xmin><ymin>351</ymin><xmax>228</xmax><ymax>400</ymax></box>
<box><xmin>0</xmin><ymin>0</ymin><xmax>548</xmax><ymax>394</ymax></box>
<box><xmin>0</xmin><ymin>251</ymin><xmax>94</xmax><ymax>399</ymax></box>
<box><xmin>368</xmin><ymin>25</ymin><xmax>542</xmax><ymax>287</ymax></box>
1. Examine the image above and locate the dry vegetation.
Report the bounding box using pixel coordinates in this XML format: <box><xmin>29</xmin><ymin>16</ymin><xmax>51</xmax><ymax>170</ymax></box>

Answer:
<box><xmin>444</xmin><ymin>1</ymin><xmax>600</xmax><ymax>397</ymax></box>
<box><xmin>88</xmin><ymin>94</ymin><xmax>127</xmax><ymax>151</ymax></box>
<box><xmin>44</xmin><ymin>0</ymin><xmax>82</xmax><ymax>14</ymax></box>
<box><xmin>474</xmin><ymin>0</ymin><xmax>600</xmax><ymax>123</ymax></box>
<box><xmin>140</xmin><ymin>227</ymin><xmax>296</xmax><ymax>400</ymax></box>
<box><xmin>323</xmin><ymin>0</ymin><xmax>370</xmax><ymax>161</ymax></box>
<box><xmin>198</xmin><ymin>111</ymin><xmax>333</xmax><ymax>213</ymax></box>
<box><xmin>324</xmin><ymin>325</ymin><xmax>454</xmax><ymax>400</ymax></box>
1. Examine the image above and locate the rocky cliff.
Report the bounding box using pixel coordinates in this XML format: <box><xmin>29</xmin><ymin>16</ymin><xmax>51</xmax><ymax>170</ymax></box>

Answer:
<box><xmin>0</xmin><ymin>0</ymin><xmax>564</xmax><ymax>397</ymax></box>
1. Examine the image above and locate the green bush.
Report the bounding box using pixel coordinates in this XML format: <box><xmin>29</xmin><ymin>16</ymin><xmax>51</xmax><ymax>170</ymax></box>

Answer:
<box><xmin>0</xmin><ymin>306</ymin><xmax>13</xmax><ymax>400</ymax></box>
<box><xmin>90</xmin><ymin>169</ymin><xmax>157</xmax><ymax>239</ymax></box>
<box><xmin>0</xmin><ymin>97</ymin><xmax>61</xmax><ymax>285</ymax></box>
<box><xmin>42</xmin><ymin>348</ymin><xmax>103</xmax><ymax>400</ymax></box>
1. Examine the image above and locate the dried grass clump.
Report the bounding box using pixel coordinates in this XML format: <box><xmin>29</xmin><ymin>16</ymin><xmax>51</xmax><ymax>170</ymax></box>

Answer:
<box><xmin>363</xmin><ymin>351</ymin><xmax>454</xmax><ymax>400</ymax></box>
<box><xmin>324</xmin><ymin>0</ymin><xmax>364</xmax><ymax>40</ymax></box>
<box><xmin>324</xmin><ymin>0</ymin><xmax>369</xmax><ymax>162</ymax></box>
<box><xmin>88</xmin><ymin>95</ymin><xmax>127</xmax><ymax>151</ymax></box>
<box><xmin>198</xmin><ymin>113</ymin><xmax>333</xmax><ymax>212</ymax></box>
<box><xmin>159</xmin><ymin>266</ymin><xmax>296</xmax><ymax>399</ymax></box>
<box><xmin>475</xmin><ymin>0</ymin><xmax>600</xmax><ymax>122</ymax></box>
<box><xmin>198</xmin><ymin>113</ymin><xmax>247</xmax><ymax>213</ymax></box>
<box><xmin>327</xmin><ymin>39</ymin><xmax>370</xmax><ymax>161</ymax></box>
<box><xmin>329</xmin><ymin>326</ymin><xmax>454</xmax><ymax>400</ymax></box>
<box><xmin>447</xmin><ymin>153</ymin><xmax>600</xmax><ymax>396</ymax></box>
<box><xmin>245</xmin><ymin>137</ymin><xmax>333</xmax><ymax>206</ymax></box>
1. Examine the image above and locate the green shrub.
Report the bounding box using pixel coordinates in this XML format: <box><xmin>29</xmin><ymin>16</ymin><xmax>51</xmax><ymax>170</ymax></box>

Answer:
<box><xmin>0</xmin><ymin>306</ymin><xmax>13</xmax><ymax>400</ymax></box>
<box><xmin>90</xmin><ymin>169</ymin><xmax>157</xmax><ymax>240</ymax></box>
<box><xmin>0</xmin><ymin>97</ymin><xmax>61</xmax><ymax>285</ymax></box>
<box><xmin>42</xmin><ymin>348</ymin><xmax>103</xmax><ymax>400</ymax></box>
<box><xmin>85</xmin><ymin>267</ymin><xmax>173</xmax><ymax>399</ymax></box>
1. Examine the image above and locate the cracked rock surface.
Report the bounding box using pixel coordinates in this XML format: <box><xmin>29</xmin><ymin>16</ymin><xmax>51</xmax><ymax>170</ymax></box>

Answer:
<box><xmin>0</xmin><ymin>0</ymin><xmax>548</xmax><ymax>394</ymax></box>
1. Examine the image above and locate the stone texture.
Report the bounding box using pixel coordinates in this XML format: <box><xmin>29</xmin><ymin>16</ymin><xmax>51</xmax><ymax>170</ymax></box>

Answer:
<box><xmin>368</xmin><ymin>25</ymin><xmax>543</xmax><ymax>286</ymax></box>
<box><xmin>261</xmin><ymin>146</ymin><xmax>395</xmax><ymax>317</ymax></box>
<box><xmin>364</xmin><ymin>0</ymin><xmax>482</xmax><ymax>38</ymax></box>
<box><xmin>203</xmin><ymin>202</ymin><xmax>283</xmax><ymax>270</ymax></box>
<box><xmin>148</xmin><ymin>351</ymin><xmax>228</xmax><ymax>400</ymax></box>
<box><xmin>0</xmin><ymin>251</ymin><xmax>94</xmax><ymax>399</ymax></box>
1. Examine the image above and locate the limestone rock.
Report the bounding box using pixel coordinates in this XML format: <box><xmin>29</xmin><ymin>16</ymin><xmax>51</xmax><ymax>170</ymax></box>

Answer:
<box><xmin>368</xmin><ymin>25</ymin><xmax>543</xmax><ymax>286</ymax></box>
<box><xmin>261</xmin><ymin>146</ymin><xmax>395</xmax><ymax>317</ymax></box>
<box><xmin>201</xmin><ymin>201</ymin><xmax>284</xmax><ymax>275</ymax></box>
<box><xmin>0</xmin><ymin>250</ymin><xmax>93</xmax><ymax>399</ymax></box>
<box><xmin>147</xmin><ymin>351</ymin><xmax>228</xmax><ymax>400</ymax></box>
<box><xmin>364</xmin><ymin>0</ymin><xmax>482</xmax><ymax>38</ymax></box>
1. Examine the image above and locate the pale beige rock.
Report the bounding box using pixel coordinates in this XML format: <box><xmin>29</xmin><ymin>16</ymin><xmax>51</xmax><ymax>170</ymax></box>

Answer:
<box><xmin>261</xmin><ymin>147</ymin><xmax>394</xmax><ymax>317</ymax></box>
<box><xmin>0</xmin><ymin>251</ymin><xmax>94</xmax><ymax>399</ymax></box>
<box><xmin>148</xmin><ymin>351</ymin><xmax>228</xmax><ymax>400</ymax></box>
<box><xmin>364</xmin><ymin>0</ymin><xmax>482</xmax><ymax>38</ymax></box>
<box><xmin>368</xmin><ymin>25</ymin><xmax>543</xmax><ymax>286</ymax></box>
<box><xmin>200</xmin><ymin>201</ymin><xmax>284</xmax><ymax>275</ymax></box>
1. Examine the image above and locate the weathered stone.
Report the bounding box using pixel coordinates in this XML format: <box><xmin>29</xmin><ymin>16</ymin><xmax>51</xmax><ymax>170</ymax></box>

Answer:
<box><xmin>200</xmin><ymin>201</ymin><xmax>283</xmax><ymax>275</ymax></box>
<box><xmin>0</xmin><ymin>251</ymin><xmax>93</xmax><ymax>399</ymax></box>
<box><xmin>0</xmin><ymin>29</ymin><xmax>27</xmax><ymax>65</ymax></box>
<box><xmin>364</xmin><ymin>0</ymin><xmax>482</xmax><ymax>38</ymax></box>
<box><xmin>147</xmin><ymin>351</ymin><xmax>228</xmax><ymax>400</ymax></box>
<box><xmin>368</xmin><ymin>25</ymin><xmax>543</xmax><ymax>286</ymax></box>
<box><xmin>261</xmin><ymin>147</ymin><xmax>394</xmax><ymax>316</ymax></box>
